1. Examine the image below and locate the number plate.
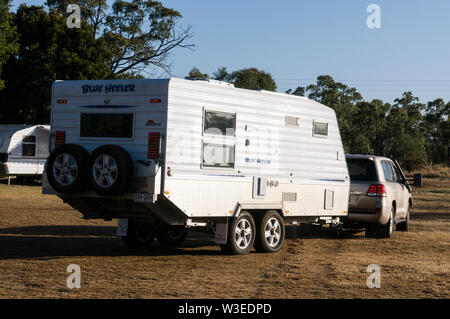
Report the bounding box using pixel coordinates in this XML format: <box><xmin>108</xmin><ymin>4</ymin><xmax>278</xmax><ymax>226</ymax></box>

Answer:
<box><xmin>349</xmin><ymin>195</ymin><xmax>359</xmax><ymax>205</ymax></box>
<box><xmin>134</xmin><ymin>193</ymin><xmax>154</xmax><ymax>203</ymax></box>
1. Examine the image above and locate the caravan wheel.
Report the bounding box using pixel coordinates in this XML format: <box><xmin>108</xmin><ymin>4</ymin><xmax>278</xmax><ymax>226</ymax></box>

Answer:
<box><xmin>156</xmin><ymin>224</ymin><xmax>188</xmax><ymax>248</ymax></box>
<box><xmin>220</xmin><ymin>212</ymin><xmax>256</xmax><ymax>255</ymax></box>
<box><xmin>122</xmin><ymin>220</ymin><xmax>155</xmax><ymax>248</ymax></box>
<box><xmin>46</xmin><ymin>144</ymin><xmax>89</xmax><ymax>194</ymax></box>
<box><xmin>254</xmin><ymin>210</ymin><xmax>285</xmax><ymax>253</ymax></box>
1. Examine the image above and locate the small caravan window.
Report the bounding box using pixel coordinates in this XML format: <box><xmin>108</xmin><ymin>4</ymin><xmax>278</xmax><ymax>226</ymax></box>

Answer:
<box><xmin>22</xmin><ymin>135</ymin><xmax>36</xmax><ymax>156</ymax></box>
<box><xmin>204</xmin><ymin>110</ymin><xmax>236</xmax><ymax>136</ymax></box>
<box><xmin>313</xmin><ymin>121</ymin><xmax>328</xmax><ymax>136</ymax></box>
<box><xmin>22</xmin><ymin>144</ymin><xmax>35</xmax><ymax>156</ymax></box>
<box><xmin>202</xmin><ymin>143</ymin><xmax>235</xmax><ymax>168</ymax></box>
<box><xmin>80</xmin><ymin>113</ymin><xmax>133</xmax><ymax>138</ymax></box>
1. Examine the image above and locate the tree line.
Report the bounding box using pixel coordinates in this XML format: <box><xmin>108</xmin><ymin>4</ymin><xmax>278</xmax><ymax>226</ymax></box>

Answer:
<box><xmin>0</xmin><ymin>1</ymin><xmax>448</xmax><ymax>170</ymax></box>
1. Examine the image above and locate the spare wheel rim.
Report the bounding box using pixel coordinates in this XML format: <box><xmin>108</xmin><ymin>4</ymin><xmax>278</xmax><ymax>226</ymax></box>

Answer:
<box><xmin>53</xmin><ymin>153</ymin><xmax>78</xmax><ymax>186</ymax></box>
<box><xmin>93</xmin><ymin>154</ymin><xmax>118</xmax><ymax>188</ymax></box>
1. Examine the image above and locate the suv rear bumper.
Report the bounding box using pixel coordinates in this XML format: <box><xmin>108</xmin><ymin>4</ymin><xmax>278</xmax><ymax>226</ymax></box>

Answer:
<box><xmin>346</xmin><ymin>197</ymin><xmax>390</xmax><ymax>225</ymax></box>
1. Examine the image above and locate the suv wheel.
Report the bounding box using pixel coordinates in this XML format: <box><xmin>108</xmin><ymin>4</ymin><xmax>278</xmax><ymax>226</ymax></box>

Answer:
<box><xmin>397</xmin><ymin>207</ymin><xmax>410</xmax><ymax>231</ymax></box>
<box><xmin>366</xmin><ymin>206</ymin><xmax>394</xmax><ymax>239</ymax></box>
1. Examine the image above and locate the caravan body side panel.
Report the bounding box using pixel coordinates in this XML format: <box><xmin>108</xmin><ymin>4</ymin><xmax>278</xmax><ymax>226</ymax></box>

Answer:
<box><xmin>164</xmin><ymin>78</ymin><xmax>349</xmax><ymax>218</ymax></box>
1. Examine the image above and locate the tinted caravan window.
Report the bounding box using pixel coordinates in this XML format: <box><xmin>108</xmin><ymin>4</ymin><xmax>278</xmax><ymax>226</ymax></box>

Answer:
<box><xmin>80</xmin><ymin>113</ymin><xmax>133</xmax><ymax>138</ymax></box>
<box><xmin>203</xmin><ymin>110</ymin><xmax>236</xmax><ymax>136</ymax></box>
<box><xmin>313</xmin><ymin>121</ymin><xmax>328</xmax><ymax>136</ymax></box>
<box><xmin>22</xmin><ymin>135</ymin><xmax>36</xmax><ymax>156</ymax></box>
<box><xmin>346</xmin><ymin>158</ymin><xmax>377</xmax><ymax>181</ymax></box>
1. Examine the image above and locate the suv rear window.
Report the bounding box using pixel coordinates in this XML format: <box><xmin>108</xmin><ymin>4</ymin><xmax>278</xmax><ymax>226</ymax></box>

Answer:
<box><xmin>346</xmin><ymin>159</ymin><xmax>378</xmax><ymax>181</ymax></box>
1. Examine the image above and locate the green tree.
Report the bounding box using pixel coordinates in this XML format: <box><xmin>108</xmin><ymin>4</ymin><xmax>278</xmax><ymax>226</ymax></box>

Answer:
<box><xmin>185</xmin><ymin>67</ymin><xmax>208</xmax><ymax>80</ymax></box>
<box><xmin>46</xmin><ymin>0</ymin><xmax>194</xmax><ymax>76</ymax></box>
<box><xmin>351</xmin><ymin>99</ymin><xmax>390</xmax><ymax>155</ymax></box>
<box><xmin>228</xmin><ymin>68</ymin><xmax>276</xmax><ymax>91</ymax></box>
<box><xmin>212</xmin><ymin>66</ymin><xmax>231</xmax><ymax>81</ymax></box>
<box><xmin>0</xmin><ymin>0</ymin><xmax>18</xmax><ymax>90</ymax></box>
<box><xmin>0</xmin><ymin>5</ymin><xmax>112</xmax><ymax>124</ymax></box>
<box><xmin>424</xmin><ymin>99</ymin><xmax>450</xmax><ymax>165</ymax></box>
<box><xmin>384</xmin><ymin>92</ymin><xmax>427</xmax><ymax>169</ymax></box>
<box><xmin>285</xmin><ymin>86</ymin><xmax>305</xmax><ymax>96</ymax></box>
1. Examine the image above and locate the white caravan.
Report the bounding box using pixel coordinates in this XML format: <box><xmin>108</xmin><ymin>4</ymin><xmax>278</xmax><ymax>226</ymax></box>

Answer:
<box><xmin>0</xmin><ymin>125</ymin><xmax>50</xmax><ymax>181</ymax></box>
<box><xmin>43</xmin><ymin>78</ymin><xmax>350</xmax><ymax>254</ymax></box>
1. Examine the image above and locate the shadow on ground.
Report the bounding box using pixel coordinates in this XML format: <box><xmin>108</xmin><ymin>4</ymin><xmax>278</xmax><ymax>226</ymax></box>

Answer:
<box><xmin>0</xmin><ymin>178</ymin><xmax>42</xmax><ymax>186</ymax></box>
<box><xmin>0</xmin><ymin>224</ymin><xmax>363</xmax><ymax>260</ymax></box>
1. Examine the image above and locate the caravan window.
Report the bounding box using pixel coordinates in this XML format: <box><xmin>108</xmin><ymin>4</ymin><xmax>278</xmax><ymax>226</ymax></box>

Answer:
<box><xmin>203</xmin><ymin>110</ymin><xmax>236</xmax><ymax>136</ymax></box>
<box><xmin>22</xmin><ymin>135</ymin><xmax>36</xmax><ymax>156</ymax></box>
<box><xmin>80</xmin><ymin>113</ymin><xmax>133</xmax><ymax>138</ymax></box>
<box><xmin>202</xmin><ymin>143</ymin><xmax>235</xmax><ymax>168</ymax></box>
<box><xmin>313</xmin><ymin>121</ymin><xmax>328</xmax><ymax>136</ymax></box>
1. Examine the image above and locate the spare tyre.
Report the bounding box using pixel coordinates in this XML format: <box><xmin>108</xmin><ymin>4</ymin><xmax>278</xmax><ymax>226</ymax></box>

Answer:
<box><xmin>46</xmin><ymin>144</ymin><xmax>89</xmax><ymax>194</ymax></box>
<box><xmin>88</xmin><ymin>145</ymin><xmax>133</xmax><ymax>197</ymax></box>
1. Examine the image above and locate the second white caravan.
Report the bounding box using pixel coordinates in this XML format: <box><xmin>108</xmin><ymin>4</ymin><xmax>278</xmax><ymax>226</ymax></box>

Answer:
<box><xmin>43</xmin><ymin>78</ymin><xmax>350</xmax><ymax>254</ymax></box>
<box><xmin>0</xmin><ymin>124</ymin><xmax>50</xmax><ymax>182</ymax></box>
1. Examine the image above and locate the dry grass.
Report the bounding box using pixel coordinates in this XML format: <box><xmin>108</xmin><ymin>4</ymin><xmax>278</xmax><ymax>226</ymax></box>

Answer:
<box><xmin>407</xmin><ymin>165</ymin><xmax>450</xmax><ymax>179</ymax></box>
<box><xmin>0</xmin><ymin>177</ymin><xmax>448</xmax><ymax>299</ymax></box>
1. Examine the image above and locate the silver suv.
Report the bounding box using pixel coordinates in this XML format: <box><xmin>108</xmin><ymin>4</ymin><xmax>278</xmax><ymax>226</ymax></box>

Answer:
<box><xmin>344</xmin><ymin>154</ymin><xmax>412</xmax><ymax>238</ymax></box>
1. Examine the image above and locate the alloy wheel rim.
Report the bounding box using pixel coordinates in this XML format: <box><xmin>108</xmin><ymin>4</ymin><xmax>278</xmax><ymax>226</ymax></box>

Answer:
<box><xmin>265</xmin><ymin>217</ymin><xmax>281</xmax><ymax>247</ymax></box>
<box><xmin>93</xmin><ymin>154</ymin><xmax>118</xmax><ymax>188</ymax></box>
<box><xmin>53</xmin><ymin>153</ymin><xmax>78</xmax><ymax>186</ymax></box>
<box><xmin>235</xmin><ymin>218</ymin><xmax>252</xmax><ymax>249</ymax></box>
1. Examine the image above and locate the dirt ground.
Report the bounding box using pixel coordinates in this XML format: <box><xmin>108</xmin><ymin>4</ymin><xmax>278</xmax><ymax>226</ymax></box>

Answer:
<box><xmin>0</xmin><ymin>176</ymin><xmax>448</xmax><ymax>299</ymax></box>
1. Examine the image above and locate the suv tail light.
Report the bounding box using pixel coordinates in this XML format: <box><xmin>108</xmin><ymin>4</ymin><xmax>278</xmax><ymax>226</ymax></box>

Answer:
<box><xmin>367</xmin><ymin>184</ymin><xmax>386</xmax><ymax>197</ymax></box>
<box><xmin>148</xmin><ymin>132</ymin><xmax>160</xmax><ymax>159</ymax></box>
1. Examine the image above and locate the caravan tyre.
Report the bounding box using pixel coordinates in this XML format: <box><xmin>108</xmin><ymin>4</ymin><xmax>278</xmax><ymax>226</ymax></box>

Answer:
<box><xmin>89</xmin><ymin>145</ymin><xmax>133</xmax><ymax>197</ymax></box>
<box><xmin>46</xmin><ymin>144</ymin><xmax>89</xmax><ymax>194</ymax></box>
<box><xmin>254</xmin><ymin>210</ymin><xmax>285</xmax><ymax>253</ymax></box>
<box><xmin>156</xmin><ymin>224</ymin><xmax>188</xmax><ymax>248</ymax></box>
<box><xmin>220</xmin><ymin>212</ymin><xmax>256</xmax><ymax>255</ymax></box>
<box><xmin>122</xmin><ymin>220</ymin><xmax>155</xmax><ymax>248</ymax></box>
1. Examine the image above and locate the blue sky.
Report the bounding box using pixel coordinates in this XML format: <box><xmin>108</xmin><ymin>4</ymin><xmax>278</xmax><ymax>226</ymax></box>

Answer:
<box><xmin>10</xmin><ymin>0</ymin><xmax>450</xmax><ymax>104</ymax></box>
